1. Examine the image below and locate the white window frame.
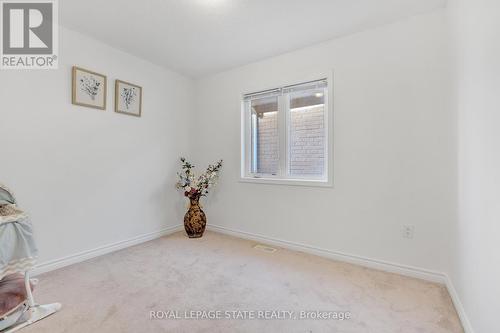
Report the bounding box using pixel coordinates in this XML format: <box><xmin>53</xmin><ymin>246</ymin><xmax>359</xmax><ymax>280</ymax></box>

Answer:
<box><xmin>240</xmin><ymin>74</ymin><xmax>333</xmax><ymax>187</ymax></box>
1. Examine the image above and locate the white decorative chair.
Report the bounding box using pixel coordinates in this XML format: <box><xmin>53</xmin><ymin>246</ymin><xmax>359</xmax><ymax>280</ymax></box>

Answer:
<box><xmin>0</xmin><ymin>184</ymin><xmax>61</xmax><ymax>332</ymax></box>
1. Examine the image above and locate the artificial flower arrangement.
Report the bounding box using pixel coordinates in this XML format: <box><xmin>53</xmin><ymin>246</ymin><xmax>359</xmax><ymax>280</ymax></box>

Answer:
<box><xmin>176</xmin><ymin>157</ymin><xmax>223</xmax><ymax>238</ymax></box>
<box><xmin>176</xmin><ymin>157</ymin><xmax>223</xmax><ymax>199</ymax></box>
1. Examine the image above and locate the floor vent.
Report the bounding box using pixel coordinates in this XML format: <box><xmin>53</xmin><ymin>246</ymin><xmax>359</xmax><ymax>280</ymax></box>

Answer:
<box><xmin>253</xmin><ymin>244</ymin><xmax>277</xmax><ymax>253</ymax></box>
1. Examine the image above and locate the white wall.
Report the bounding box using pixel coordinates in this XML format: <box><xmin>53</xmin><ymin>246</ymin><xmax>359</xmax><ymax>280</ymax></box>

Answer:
<box><xmin>1</xmin><ymin>6</ymin><xmax>494</xmax><ymax>332</ymax></box>
<box><xmin>448</xmin><ymin>0</ymin><xmax>500</xmax><ymax>331</ymax></box>
<box><xmin>194</xmin><ymin>10</ymin><xmax>455</xmax><ymax>273</ymax></box>
<box><xmin>0</xmin><ymin>27</ymin><xmax>192</xmax><ymax>264</ymax></box>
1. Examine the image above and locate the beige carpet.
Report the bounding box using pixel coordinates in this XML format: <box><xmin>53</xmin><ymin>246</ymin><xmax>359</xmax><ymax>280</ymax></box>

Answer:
<box><xmin>23</xmin><ymin>231</ymin><xmax>463</xmax><ymax>333</ymax></box>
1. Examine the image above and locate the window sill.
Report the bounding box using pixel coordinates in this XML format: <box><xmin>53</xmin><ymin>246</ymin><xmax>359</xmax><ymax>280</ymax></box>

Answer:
<box><xmin>239</xmin><ymin>176</ymin><xmax>332</xmax><ymax>188</ymax></box>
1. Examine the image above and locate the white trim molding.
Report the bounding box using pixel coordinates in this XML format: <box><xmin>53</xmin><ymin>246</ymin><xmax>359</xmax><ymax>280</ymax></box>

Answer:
<box><xmin>207</xmin><ymin>224</ymin><xmax>475</xmax><ymax>332</ymax></box>
<box><xmin>207</xmin><ymin>224</ymin><xmax>445</xmax><ymax>283</ymax></box>
<box><xmin>444</xmin><ymin>274</ymin><xmax>475</xmax><ymax>333</ymax></box>
<box><xmin>32</xmin><ymin>224</ymin><xmax>183</xmax><ymax>276</ymax></box>
<box><xmin>29</xmin><ymin>222</ymin><xmax>473</xmax><ymax>333</ymax></box>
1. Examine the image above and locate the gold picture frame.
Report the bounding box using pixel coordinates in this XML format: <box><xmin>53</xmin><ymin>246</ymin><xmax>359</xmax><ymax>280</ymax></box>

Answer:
<box><xmin>115</xmin><ymin>80</ymin><xmax>142</xmax><ymax>117</ymax></box>
<box><xmin>72</xmin><ymin>66</ymin><xmax>107</xmax><ymax>110</ymax></box>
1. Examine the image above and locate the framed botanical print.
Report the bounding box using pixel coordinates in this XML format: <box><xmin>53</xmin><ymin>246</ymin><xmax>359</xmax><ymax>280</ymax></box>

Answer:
<box><xmin>72</xmin><ymin>66</ymin><xmax>107</xmax><ymax>110</ymax></box>
<box><xmin>115</xmin><ymin>80</ymin><xmax>142</xmax><ymax>117</ymax></box>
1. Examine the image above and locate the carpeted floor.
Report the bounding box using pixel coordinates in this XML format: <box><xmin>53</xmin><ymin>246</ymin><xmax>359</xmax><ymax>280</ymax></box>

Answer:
<box><xmin>23</xmin><ymin>231</ymin><xmax>463</xmax><ymax>333</ymax></box>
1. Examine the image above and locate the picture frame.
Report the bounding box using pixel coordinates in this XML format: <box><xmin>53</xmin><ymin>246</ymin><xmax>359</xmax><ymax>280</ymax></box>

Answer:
<box><xmin>72</xmin><ymin>66</ymin><xmax>107</xmax><ymax>110</ymax></box>
<box><xmin>115</xmin><ymin>80</ymin><xmax>142</xmax><ymax>117</ymax></box>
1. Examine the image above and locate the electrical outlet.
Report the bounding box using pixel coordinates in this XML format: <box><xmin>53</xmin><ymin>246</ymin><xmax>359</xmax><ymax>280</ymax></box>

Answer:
<box><xmin>402</xmin><ymin>225</ymin><xmax>415</xmax><ymax>239</ymax></box>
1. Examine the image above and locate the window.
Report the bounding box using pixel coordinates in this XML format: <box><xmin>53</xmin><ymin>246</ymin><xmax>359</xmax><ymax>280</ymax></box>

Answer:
<box><xmin>241</xmin><ymin>78</ymin><xmax>330</xmax><ymax>186</ymax></box>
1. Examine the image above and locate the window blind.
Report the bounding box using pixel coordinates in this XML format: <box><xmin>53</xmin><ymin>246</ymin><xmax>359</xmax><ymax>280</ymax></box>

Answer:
<box><xmin>243</xmin><ymin>78</ymin><xmax>327</xmax><ymax>101</ymax></box>
<box><xmin>282</xmin><ymin>79</ymin><xmax>327</xmax><ymax>94</ymax></box>
<box><xmin>243</xmin><ymin>88</ymin><xmax>281</xmax><ymax>101</ymax></box>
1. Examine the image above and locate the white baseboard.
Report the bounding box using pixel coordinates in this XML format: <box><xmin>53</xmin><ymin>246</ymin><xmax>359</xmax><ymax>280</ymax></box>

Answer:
<box><xmin>444</xmin><ymin>274</ymin><xmax>474</xmax><ymax>333</ymax></box>
<box><xmin>30</xmin><ymin>222</ymin><xmax>473</xmax><ymax>332</ymax></box>
<box><xmin>208</xmin><ymin>224</ymin><xmax>476</xmax><ymax>332</ymax></box>
<box><xmin>32</xmin><ymin>224</ymin><xmax>183</xmax><ymax>276</ymax></box>
<box><xmin>208</xmin><ymin>224</ymin><xmax>446</xmax><ymax>283</ymax></box>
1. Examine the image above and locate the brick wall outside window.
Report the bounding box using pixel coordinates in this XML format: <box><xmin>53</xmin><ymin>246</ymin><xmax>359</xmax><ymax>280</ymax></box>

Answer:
<box><xmin>256</xmin><ymin>105</ymin><xmax>324</xmax><ymax>176</ymax></box>
<box><xmin>256</xmin><ymin>111</ymin><xmax>279</xmax><ymax>174</ymax></box>
<box><xmin>289</xmin><ymin>105</ymin><xmax>325</xmax><ymax>176</ymax></box>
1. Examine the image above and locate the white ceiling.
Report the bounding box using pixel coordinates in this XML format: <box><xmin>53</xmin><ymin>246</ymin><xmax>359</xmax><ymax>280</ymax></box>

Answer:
<box><xmin>60</xmin><ymin>0</ymin><xmax>446</xmax><ymax>78</ymax></box>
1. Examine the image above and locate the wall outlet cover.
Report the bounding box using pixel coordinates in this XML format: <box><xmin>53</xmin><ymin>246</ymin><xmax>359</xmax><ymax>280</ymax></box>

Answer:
<box><xmin>402</xmin><ymin>225</ymin><xmax>415</xmax><ymax>239</ymax></box>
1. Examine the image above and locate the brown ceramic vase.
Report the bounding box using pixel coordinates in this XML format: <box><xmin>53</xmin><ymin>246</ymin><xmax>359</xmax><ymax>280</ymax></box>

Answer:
<box><xmin>184</xmin><ymin>196</ymin><xmax>206</xmax><ymax>238</ymax></box>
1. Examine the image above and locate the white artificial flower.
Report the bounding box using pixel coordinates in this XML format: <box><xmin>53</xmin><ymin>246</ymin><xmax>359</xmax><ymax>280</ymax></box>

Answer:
<box><xmin>185</xmin><ymin>186</ymin><xmax>191</xmax><ymax>192</ymax></box>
